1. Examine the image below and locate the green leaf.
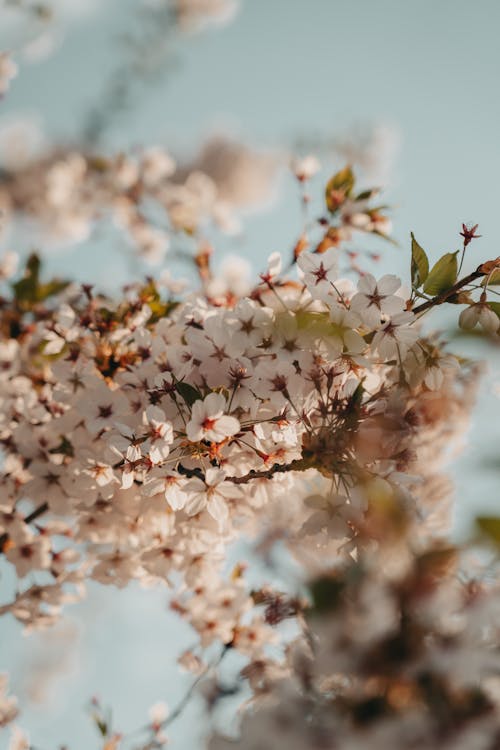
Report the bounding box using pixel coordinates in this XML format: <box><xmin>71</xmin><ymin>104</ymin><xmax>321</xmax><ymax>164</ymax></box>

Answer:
<box><xmin>12</xmin><ymin>253</ymin><xmax>69</xmax><ymax>307</ymax></box>
<box><xmin>355</xmin><ymin>188</ymin><xmax>377</xmax><ymax>201</ymax></box>
<box><xmin>325</xmin><ymin>166</ymin><xmax>354</xmax><ymax>212</ymax></box>
<box><xmin>37</xmin><ymin>279</ymin><xmax>70</xmax><ymax>301</ymax></box>
<box><xmin>423</xmin><ymin>251</ymin><xmax>458</xmax><ymax>296</ymax></box>
<box><xmin>139</xmin><ymin>280</ymin><xmax>178</xmax><ymax>322</ymax></box>
<box><xmin>410</xmin><ymin>233</ymin><xmax>429</xmax><ymax>288</ymax></box>
<box><xmin>12</xmin><ymin>253</ymin><xmax>41</xmax><ymax>304</ymax></box>
<box><xmin>476</xmin><ymin>516</ymin><xmax>500</xmax><ymax>545</ymax></box>
<box><xmin>481</xmin><ymin>269</ymin><xmax>500</xmax><ymax>286</ymax></box>
<box><xmin>175</xmin><ymin>381</ymin><xmax>202</xmax><ymax>406</ymax></box>
<box><xmin>91</xmin><ymin>714</ymin><xmax>108</xmax><ymax>738</ymax></box>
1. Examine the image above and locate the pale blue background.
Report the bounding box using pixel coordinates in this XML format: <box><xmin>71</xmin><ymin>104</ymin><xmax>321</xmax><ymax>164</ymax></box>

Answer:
<box><xmin>1</xmin><ymin>1</ymin><xmax>500</xmax><ymax>748</ymax></box>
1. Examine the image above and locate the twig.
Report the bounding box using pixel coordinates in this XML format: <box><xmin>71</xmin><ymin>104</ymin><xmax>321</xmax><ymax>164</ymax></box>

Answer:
<box><xmin>0</xmin><ymin>501</ymin><xmax>49</xmax><ymax>553</ymax></box>
<box><xmin>226</xmin><ymin>461</ymin><xmax>303</xmax><ymax>484</ymax></box>
<box><xmin>125</xmin><ymin>644</ymin><xmax>230</xmax><ymax>743</ymax></box>
<box><xmin>412</xmin><ymin>266</ymin><xmax>485</xmax><ymax>315</ymax></box>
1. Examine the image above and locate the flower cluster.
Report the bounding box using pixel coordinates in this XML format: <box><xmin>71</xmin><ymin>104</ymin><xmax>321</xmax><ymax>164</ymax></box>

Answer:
<box><xmin>0</xmin><ymin>163</ymin><xmax>499</xmax><ymax>748</ymax></box>
<box><xmin>210</xmin><ymin>540</ymin><xmax>500</xmax><ymax>750</ymax></box>
<box><xmin>0</xmin><ymin>136</ymin><xmax>277</xmax><ymax>263</ymax></box>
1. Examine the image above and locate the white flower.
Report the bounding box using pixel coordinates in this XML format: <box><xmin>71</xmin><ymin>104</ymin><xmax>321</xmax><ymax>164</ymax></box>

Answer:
<box><xmin>131</xmin><ymin>224</ymin><xmax>169</xmax><ymax>265</ymax></box>
<box><xmin>5</xmin><ymin>528</ymin><xmax>51</xmax><ymax>578</ymax></box>
<box><xmin>182</xmin><ymin>467</ymin><xmax>240</xmax><ymax>524</ymax></box>
<box><xmin>142</xmin><ymin>406</ymin><xmax>174</xmax><ymax>464</ymax></box>
<box><xmin>292</xmin><ymin>155</ymin><xmax>321</xmax><ymax>181</ymax></box>
<box><xmin>350</xmin><ymin>273</ymin><xmax>404</xmax><ymax>328</ymax></box>
<box><xmin>230</xmin><ymin>299</ymin><xmax>274</xmax><ymax>348</ymax></box>
<box><xmin>42</xmin><ymin>331</ymin><xmax>66</xmax><ymax>355</ymax></box>
<box><xmin>297</xmin><ymin>249</ymin><xmax>339</xmax><ymax>302</ymax></box>
<box><xmin>143</xmin><ymin>471</ymin><xmax>188</xmax><ymax>510</ymax></box>
<box><xmin>186</xmin><ymin>392</ymin><xmax>240</xmax><ymax>443</ymax></box>
<box><xmin>372</xmin><ymin>311</ymin><xmax>419</xmax><ymax>358</ymax></box>
<box><xmin>329</xmin><ymin>305</ymin><xmax>366</xmax><ymax>355</ymax></box>
<box><xmin>148</xmin><ymin>700</ymin><xmax>169</xmax><ymax>727</ymax></box>
<box><xmin>459</xmin><ymin>303</ymin><xmax>499</xmax><ymax>334</ymax></box>
<box><xmin>300</xmin><ymin>493</ymin><xmax>350</xmax><ymax>539</ymax></box>
<box><xmin>141</xmin><ymin>147</ymin><xmax>176</xmax><ymax>186</ymax></box>
<box><xmin>260</xmin><ymin>251</ymin><xmax>282</xmax><ymax>282</ymax></box>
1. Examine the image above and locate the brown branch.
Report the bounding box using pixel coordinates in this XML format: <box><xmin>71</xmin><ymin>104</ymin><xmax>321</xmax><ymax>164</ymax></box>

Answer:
<box><xmin>178</xmin><ymin>460</ymin><xmax>307</xmax><ymax>486</ymax></box>
<box><xmin>226</xmin><ymin>460</ymin><xmax>307</xmax><ymax>485</ymax></box>
<box><xmin>412</xmin><ymin>266</ymin><xmax>485</xmax><ymax>315</ymax></box>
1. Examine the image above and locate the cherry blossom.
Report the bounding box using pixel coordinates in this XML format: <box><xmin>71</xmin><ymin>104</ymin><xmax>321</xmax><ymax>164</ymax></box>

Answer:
<box><xmin>297</xmin><ymin>248</ymin><xmax>339</xmax><ymax>302</ymax></box>
<box><xmin>459</xmin><ymin>302</ymin><xmax>499</xmax><ymax>334</ymax></box>
<box><xmin>0</xmin><ymin>158</ymin><xmax>498</xmax><ymax>750</ymax></box>
<box><xmin>182</xmin><ymin>467</ymin><xmax>241</xmax><ymax>524</ymax></box>
<box><xmin>350</xmin><ymin>273</ymin><xmax>405</xmax><ymax>328</ymax></box>
<box><xmin>372</xmin><ymin>310</ymin><xmax>419</xmax><ymax>358</ymax></box>
<box><xmin>186</xmin><ymin>392</ymin><xmax>240</xmax><ymax>443</ymax></box>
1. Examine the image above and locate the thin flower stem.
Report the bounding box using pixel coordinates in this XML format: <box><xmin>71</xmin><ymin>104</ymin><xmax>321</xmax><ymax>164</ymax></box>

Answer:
<box><xmin>126</xmin><ymin>645</ymin><xmax>230</xmax><ymax>743</ymax></box>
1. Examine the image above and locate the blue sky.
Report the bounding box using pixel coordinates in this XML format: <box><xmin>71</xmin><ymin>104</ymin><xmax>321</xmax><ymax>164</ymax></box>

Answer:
<box><xmin>1</xmin><ymin>2</ymin><xmax>500</xmax><ymax>748</ymax></box>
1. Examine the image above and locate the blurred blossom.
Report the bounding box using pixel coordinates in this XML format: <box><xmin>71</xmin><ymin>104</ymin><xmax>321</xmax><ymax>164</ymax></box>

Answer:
<box><xmin>335</xmin><ymin>122</ymin><xmax>402</xmax><ymax>185</ymax></box>
<box><xmin>291</xmin><ymin>154</ymin><xmax>321</xmax><ymax>182</ymax></box>
<box><xmin>173</xmin><ymin>0</ymin><xmax>240</xmax><ymax>33</ymax></box>
<box><xmin>0</xmin><ymin>53</ymin><xmax>18</xmax><ymax>97</ymax></box>
<box><xmin>8</xmin><ymin>726</ymin><xmax>29</xmax><ymax>750</ymax></box>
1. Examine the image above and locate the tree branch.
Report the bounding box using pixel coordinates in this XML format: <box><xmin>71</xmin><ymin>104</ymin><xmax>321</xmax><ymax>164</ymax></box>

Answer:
<box><xmin>412</xmin><ymin>266</ymin><xmax>485</xmax><ymax>315</ymax></box>
<box><xmin>226</xmin><ymin>461</ymin><xmax>302</xmax><ymax>484</ymax></box>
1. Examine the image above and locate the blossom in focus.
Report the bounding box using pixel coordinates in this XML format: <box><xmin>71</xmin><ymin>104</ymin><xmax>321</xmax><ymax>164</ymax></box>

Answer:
<box><xmin>459</xmin><ymin>302</ymin><xmax>499</xmax><ymax>334</ymax></box>
<box><xmin>182</xmin><ymin>467</ymin><xmax>240</xmax><ymax>523</ymax></box>
<box><xmin>186</xmin><ymin>392</ymin><xmax>240</xmax><ymax>443</ymax></box>
<box><xmin>297</xmin><ymin>248</ymin><xmax>339</xmax><ymax>302</ymax></box>
<box><xmin>350</xmin><ymin>273</ymin><xmax>404</xmax><ymax>328</ymax></box>
<box><xmin>372</xmin><ymin>310</ymin><xmax>419</xmax><ymax>357</ymax></box>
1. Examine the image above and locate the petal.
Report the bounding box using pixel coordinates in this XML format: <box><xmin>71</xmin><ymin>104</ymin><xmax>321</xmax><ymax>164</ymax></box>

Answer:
<box><xmin>205</xmin><ymin>467</ymin><xmax>226</xmax><ymax>486</ymax></box>
<box><xmin>357</xmin><ymin>273</ymin><xmax>376</xmax><ymax>295</ymax></box>
<box><xmin>186</xmin><ymin>420</ymin><xmax>203</xmax><ymax>442</ymax></box>
<box><xmin>378</xmin><ymin>275</ymin><xmax>401</xmax><ymax>295</ymax></box>
<box><xmin>121</xmin><ymin>468</ymin><xmax>135</xmax><ymax>489</ymax></box>
<box><xmin>207</xmin><ymin>494</ymin><xmax>229</xmax><ymax>524</ymax></box>
<box><xmin>203</xmin><ymin>391</ymin><xmax>225</xmax><ymax>417</ymax></box>
<box><xmin>185</xmin><ymin>493</ymin><xmax>207</xmax><ymax>516</ymax></box>
<box><xmin>215</xmin><ymin>415</ymin><xmax>240</xmax><ymax>438</ymax></box>
<box><xmin>480</xmin><ymin>307</ymin><xmax>500</xmax><ymax>334</ymax></box>
<box><xmin>166</xmin><ymin>486</ymin><xmax>186</xmax><ymax>511</ymax></box>
<box><xmin>145</xmin><ymin>405</ymin><xmax>166</xmax><ymax>425</ymax></box>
